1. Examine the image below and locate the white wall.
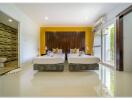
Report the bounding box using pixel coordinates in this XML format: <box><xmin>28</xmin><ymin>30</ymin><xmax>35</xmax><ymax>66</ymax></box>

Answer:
<box><xmin>123</xmin><ymin>12</ymin><xmax>132</xmax><ymax>72</ymax></box>
<box><xmin>0</xmin><ymin>4</ymin><xmax>39</xmax><ymax>66</ymax></box>
<box><xmin>103</xmin><ymin>4</ymin><xmax>131</xmax><ymax>28</ymax></box>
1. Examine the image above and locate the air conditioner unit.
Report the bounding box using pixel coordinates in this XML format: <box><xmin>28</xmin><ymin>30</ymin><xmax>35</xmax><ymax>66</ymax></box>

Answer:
<box><xmin>95</xmin><ymin>15</ymin><xmax>106</xmax><ymax>26</ymax></box>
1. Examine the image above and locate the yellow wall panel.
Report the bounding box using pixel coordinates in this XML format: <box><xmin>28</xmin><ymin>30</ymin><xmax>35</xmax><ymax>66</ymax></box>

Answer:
<box><xmin>40</xmin><ymin>27</ymin><xmax>93</xmax><ymax>55</ymax></box>
<box><xmin>85</xmin><ymin>28</ymin><xmax>93</xmax><ymax>54</ymax></box>
<box><xmin>40</xmin><ymin>27</ymin><xmax>45</xmax><ymax>55</ymax></box>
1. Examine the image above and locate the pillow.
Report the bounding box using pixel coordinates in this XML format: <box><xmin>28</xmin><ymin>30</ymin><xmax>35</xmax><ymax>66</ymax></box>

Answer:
<box><xmin>70</xmin><ymin>48</ymin><xmax>79</xmax><ymax>53</ymax></box>
<box><xmin>58</xmin><ymin>49</ymin><xmax>62</xmax><ymax>54</ymax></box>
<box><xmin>70</xmin><ymin>49</ymin><xmax>74</xmax><ymax>54</ymax></box>
<box><xmin>79</xmin><ymin>51</ymin><xmax>85</xmax><ymax>56</ymax></box>
<box><xmin>74</xmin><ymin>48</ymin><xmax>77</xmax><ymax>53</ymax></box>
<box><xmin>50</xmin><ymin>52</ymin><xmax>54</xmax><ymax>57</ymax></box>
<box><xmin>56</xmin><ymin>48</ymin><xmax>59</xmax><ymax>53</ymax></box>
<box><xmin>73</xmin><ymin>48</ymin><xmax>79</xmax><ymax>54</ymax></box>
<box><xmin>47</xmin><ymin>50</ymin><xmax>51</xmax><ymax>56</ymax></box>
<box><xmin>52</xmin><ymin>48</ymin><xmax>56</xmax><ymax>53</ymax></box>
<box><xmin>70</xmin><ymin>49</ymin><xmax>72</xmax><ymax>53</ymax></box>
<box><xmin>76</xmin><ymin>49</ymin><xmax>79</xmax><ymax>53</ymax></box>
<box><xmin>74</xmin><ymin>48</ymin><xmax>79</xmax><ymax>53</ymax></box>
<box><xmin>78</xmin><ymin>51</ymin><xmax>82</xmax><ymax>56</ymax></box>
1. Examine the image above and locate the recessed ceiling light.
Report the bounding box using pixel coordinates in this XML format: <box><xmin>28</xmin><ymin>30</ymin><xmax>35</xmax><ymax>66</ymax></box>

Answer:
<box><xmin>8</xmin><ymin>19</ymin><xmax>13</xmax><ymax>22</ymax></box>
<box><xmin>44</xmin><ymin>16</ymin><xmax>48</xmax><ymax>20</ymax></box>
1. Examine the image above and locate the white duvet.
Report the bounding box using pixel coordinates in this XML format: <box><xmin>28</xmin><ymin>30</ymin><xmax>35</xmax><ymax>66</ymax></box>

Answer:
<box><xmin>33</xmin><ymin>54</ymin><xmax>65</xmax><ymax>64</ymax></box>
<box><xmin>68</xmin><ymin>54</ymin><xmax>100</xmax><ymax>64</ymax></box>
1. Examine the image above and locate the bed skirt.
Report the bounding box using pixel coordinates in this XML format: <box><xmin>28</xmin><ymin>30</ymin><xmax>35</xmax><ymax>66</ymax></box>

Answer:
<box><xmin>69</xmin><ymin>63</ymin><xmax>99</xmax><ymax>71</ymax></box>
<box><xmin>33</xmin><ymin>63</ymin><xmax>64</xmax><ymax>71</ymax></box>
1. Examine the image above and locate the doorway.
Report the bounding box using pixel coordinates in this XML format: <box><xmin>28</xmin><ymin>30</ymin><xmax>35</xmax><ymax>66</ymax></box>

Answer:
<box><xmin>0</xmin><ymin>11</ymin><xmax>19</xmax><ymax>75</ymax></box>
<box><xmin>116</xmin><ymin>5</ymin><xmax>132</xmax><ymax>71</ymax></box>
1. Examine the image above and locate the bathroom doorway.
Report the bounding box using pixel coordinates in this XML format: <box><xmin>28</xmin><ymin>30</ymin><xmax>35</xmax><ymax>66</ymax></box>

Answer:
<box><xmin>0</xmin><ymin>11</ymin><xmax>19</xmax><ymax>75</ymax></box>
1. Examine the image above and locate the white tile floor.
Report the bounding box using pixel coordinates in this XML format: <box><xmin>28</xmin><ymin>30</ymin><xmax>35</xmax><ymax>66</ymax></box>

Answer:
<box><xmin>0</xmin><ymin>63</ymin><xmax>132</xmax><ymax>97</ymax></box>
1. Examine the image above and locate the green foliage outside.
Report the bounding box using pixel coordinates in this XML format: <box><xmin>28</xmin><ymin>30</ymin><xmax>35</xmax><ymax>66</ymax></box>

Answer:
<box><xmin>110</xmin><ymin>26</ymin><xmax>115</xmax><ymax>62</ymax></box>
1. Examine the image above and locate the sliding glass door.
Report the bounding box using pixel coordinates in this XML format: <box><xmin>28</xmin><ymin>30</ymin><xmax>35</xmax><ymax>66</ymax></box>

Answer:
<box><xmin>102</xmin><ymin>24</ymin><xmax>115</xmax><ymax>66</ymax></box>
<box><xmin>93</xmin><ymin>30</ymin><xmax>102</xmax><ymax>59</ymax></box>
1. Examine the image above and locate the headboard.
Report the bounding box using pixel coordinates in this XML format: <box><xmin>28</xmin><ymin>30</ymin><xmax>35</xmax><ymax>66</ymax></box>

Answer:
<box><xmin>45</xmin><ymin>31</ymin><xmax>85</xmax><ymax>53</ymax></box>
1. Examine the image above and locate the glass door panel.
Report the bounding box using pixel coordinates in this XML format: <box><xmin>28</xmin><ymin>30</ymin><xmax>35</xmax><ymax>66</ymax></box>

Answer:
<box><xmin>102</xmin><ymin>24</ymin><xmax>115</xmax><ymax>66</ymax></box>
<box><xmin>93</xmin><ymin>30</ymin><xmax>102</xmax><ymax>59</ymax></box>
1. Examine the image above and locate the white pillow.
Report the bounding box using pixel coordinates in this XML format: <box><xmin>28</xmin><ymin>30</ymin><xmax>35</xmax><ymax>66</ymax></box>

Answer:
<box><xmin>70</xmin><ymin>49</ymin><xmax>73</xmax><ymax>54</ymax></box>
<box><xmin>58</xmin><ymin>49</ymin><xmax>62</xmax><ymax>54</ymax></box>
<box><xmin>76</xmin><ymin>49</ymin><xmax>79</xmax><ymax>54</ymax></box>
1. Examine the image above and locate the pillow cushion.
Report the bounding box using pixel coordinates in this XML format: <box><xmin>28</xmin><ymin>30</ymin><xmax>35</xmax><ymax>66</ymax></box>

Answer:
<box><xmin>70</xmin><ymin>49</ymin><xmax>74</xmax><ymax>53</ymax></box>
<box><xmin>58</xmin><ymin>49</ymin><xmax>62</xmax><ymax>54</ymax></box>
<box><xmin>52</xmin><ymin>48</ymin><xmax>56</xmax><ymax>53</ymax></box>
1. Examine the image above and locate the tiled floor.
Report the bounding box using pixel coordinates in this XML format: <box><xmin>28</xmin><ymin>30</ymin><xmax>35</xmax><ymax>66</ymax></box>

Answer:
<box><xmin>0</xmin><ymin>63</ymin><xmax>132</xmax><ymax>97</ymax></box>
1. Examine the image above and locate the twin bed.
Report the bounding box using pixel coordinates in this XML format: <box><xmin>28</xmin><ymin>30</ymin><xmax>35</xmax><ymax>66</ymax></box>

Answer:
<box><xmin>33</xmin><ymin>52</ymin><xmax>100</xmax><ymax>72</ymax></box>
<box><xmin>33</xmin><ymin>54</ymin><xmax>65</xmax><ymax>71</ymax></box>
<box><xmin>68</xmin><ymin>54</ymin><xmax>100</xmax><ymax>71</ymax></box>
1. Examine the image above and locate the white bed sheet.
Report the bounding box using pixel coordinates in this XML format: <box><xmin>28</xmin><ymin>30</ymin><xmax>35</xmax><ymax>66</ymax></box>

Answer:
<box><xmin>33</xmin><ymin>54</ymin><xmax>65</xmax><ymax>64</ymax></box>
<box><xmin>68</xmin><ymin>54</ymin><xmax>100</xmax><ymax>64</ymax></box>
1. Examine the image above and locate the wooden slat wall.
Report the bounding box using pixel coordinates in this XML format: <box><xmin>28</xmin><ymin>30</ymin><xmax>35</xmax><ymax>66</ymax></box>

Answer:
<box><xmin>45</xmin><ymin>31</ymin><xmax>85</xmax><ymax>53</ymax></box>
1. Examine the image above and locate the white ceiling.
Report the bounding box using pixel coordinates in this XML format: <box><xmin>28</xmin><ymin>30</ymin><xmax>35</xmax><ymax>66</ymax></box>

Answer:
<box><xmin>15</xmin><ymin>3</ymin><xmax>129</xmax><ymax>27</ymax></box>
<box><xmin>0</xmin><ymin>11</ymin><xmax>18</xmax><ymax>29</ymax></box>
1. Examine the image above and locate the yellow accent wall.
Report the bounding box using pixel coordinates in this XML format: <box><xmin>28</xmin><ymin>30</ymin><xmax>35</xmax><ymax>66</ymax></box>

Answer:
<box><xmin>40</xmin><ymin>27</ymin><xmax>46</xmax><ymax>54</ymax></box>
<box><xmin>40</xmin><ymin>27</ymin><xmax>93</xmax><ymax>55</ymax></box>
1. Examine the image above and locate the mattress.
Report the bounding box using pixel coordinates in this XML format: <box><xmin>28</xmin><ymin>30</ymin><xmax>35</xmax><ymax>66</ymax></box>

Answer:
<box><xmin>33</xmin><ymin>54</ymin><xmax>65</xmax><ymax>64</ymax></box>
<box><xmin>68</xmin><ymin>54</ymin><xmax>100</xmax><ymax>64</ymax></box>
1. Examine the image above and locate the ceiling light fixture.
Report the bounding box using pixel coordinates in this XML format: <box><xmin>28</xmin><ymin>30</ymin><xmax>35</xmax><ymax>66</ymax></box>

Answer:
<box><xmin>44</xmin><ymin>16</ymin><xmax>48</xmax><ymax>20</ymax></box>
<box><xmin>8</xmin><ymin>19</ymin><xmax>13</xmax><ymax>22</ymax></box>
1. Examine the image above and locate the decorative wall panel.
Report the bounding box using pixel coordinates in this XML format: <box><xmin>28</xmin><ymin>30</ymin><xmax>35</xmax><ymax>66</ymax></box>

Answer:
<box><xmin>0</xmin><ymin>23</ymin><xmax>18</xmax><ymax>62</ymax></box>
<box><xmin>45</xmin><ymin>31</ymin><xmax>85</xmax><ymax>53</ymax></box>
